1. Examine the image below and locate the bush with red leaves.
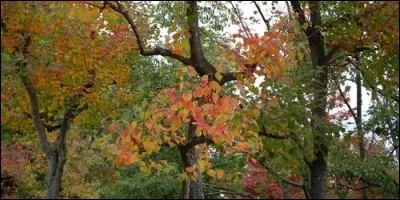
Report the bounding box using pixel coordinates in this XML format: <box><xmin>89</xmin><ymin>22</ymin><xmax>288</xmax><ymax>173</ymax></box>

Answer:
<box><xmin>242</xmin><ymin>158</ymin><xmax>284</xmax><ymax>199</ymax></box>
<box><xmin>1</xmin><ymin>143</ymin><xmax>29</xmax><ymax>198</ymax></box>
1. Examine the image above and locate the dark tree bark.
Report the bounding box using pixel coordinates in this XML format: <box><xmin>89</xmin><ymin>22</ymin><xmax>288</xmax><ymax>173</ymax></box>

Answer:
<box><xmin>291</xmin><ymin>1</ymin><xmax>328</xmax><ymax>198</ymax></box>
<box><xmin>355</xmin><ymin>58</ymin><xmax>368</xmax><ymax>199</ymax></box>
<box><xmin>46</xmin><ymin>150</ymin><xmax>66</xmax><ymax>199</ymax></box>
<box><xmin>16</xmin><ymin>34</ymin><xmax>88</xmax><ymax>199</ymax></box>
<box><xmin>179</xmin><ymin>124</ymin><xmax>205</xmax><ymax>199</ymax></box>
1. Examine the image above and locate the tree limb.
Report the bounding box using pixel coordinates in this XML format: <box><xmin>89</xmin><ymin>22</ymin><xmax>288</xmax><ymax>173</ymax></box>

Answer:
<box><xmin>259</xmin><ymin>125</ymin><xmax>291</xmax><ymax>139</ymax></box>
<box><xmin>229</xmin><ymin>2</ymin><xmax>251</xmax><ymax>38</ymax></box>
<box><xmin>181</xmin><ymin>135</ymin><xmax>214</xmax><ymax>150</ymax></box>
<box><xmin>103</xmin><ymin>1</ymin><xmax>193</xmax><ymax>66</ymax></box>
<box><xmin>43</xmin><ymin>124</ymin><xmax>62</xmax><ymax>132</ymax></box>
<box><xmin>336</xmin><ymin>183</ymin><xmax>372</xmax><ymax>191</ymax></box>
<box><xmin>259</xmin><ymin>162</ymin><xmax>304</xmax><ymax>188</ymax></box>
<box><xmin>290</xmin><ymin>1</ymin><xmax>307</xmax><ymax>26</ymax></box>
<box><xmin>338</xmin><ymin>86</ymin><xmax>358</xmax><ymax>122</ymax></box>
<box><xmin>252</xmin><ymin>1</ymin><xmax>270</xmax><ymax>31</ymax></box>
<box><xmin>355</xmin><ymin>64</ymin><xmax>399</xmax><ymax>103</ymax></box>
<box><xmin>18</xmin><ymin>35</ymin><xmax>52</xmax><ymax>157</ymax></box>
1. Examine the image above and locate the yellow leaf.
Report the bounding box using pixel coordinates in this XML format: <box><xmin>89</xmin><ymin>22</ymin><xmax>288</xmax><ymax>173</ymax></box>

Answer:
<box><xmin>209</xmin><ymin>81</ymin><xmax>221</xmax><ymax>93</ymax></box>
<box><xmin>172</xmin><ymin>32</ymin><xmax>181</xmax><ymax>41</ymax></box>
<box><xmin>150</xmin><ymin>161</ymin><xmax>157</xmax><ymax>168</ymax></box>
<box><xmin>140</xmin><ymin>164</ymin><xmax>151</xmax><ymax>175</ymax></box>
<box><xmin>131</xmin><ymin>121</ymin><xmax>138</xmax><ymax>129</ymax></box>
<box><xmin>196</xmin><ymin>128</ymin><xmax>202</xmax><ymax>137</ymax></box>
<box><xmin>186</xmin><ymin>166</ymin><xmax>195</xmax><ymax>173</ymax></box>
<box><xmin>207</xmin><ymin>169</ymin><xmax>216</xmax><ymax>178</ymax></box>
<box><xmin>179</xmin><ymin>172</ymin><xmax>190</xmax><ymax>181</ymax></box>
<box><xmin>176</xmin><ymin>70</ymin><xmax>184</xmax><ymax>79</ymax></box>
<box><xmin>188</xmin><ymin>67</ymin><xmax>198</xmax><ymax>77</ymax></box>
<box><xmin>216</xmin><ymin>169</ymin><xmax>225</xmax><ymax>179</ymax></box>
<box><xmin>297</xmin><ymin>51</ymin><xmax>304</xmax><ymax>61</ymax></box>
<box><xmin>192</xmin><ymin>171</ymin><xmax>199</xmax><ymax>179</ymax></box>
<box><xmin>143</xmin><ymin>137</ymin><xmax>160</xmax><ymax>153</ymax></box>
<box><xmin>215</xmin><ymin>72</ymin><xmax>223</xmax><ymax>82</ymax></box>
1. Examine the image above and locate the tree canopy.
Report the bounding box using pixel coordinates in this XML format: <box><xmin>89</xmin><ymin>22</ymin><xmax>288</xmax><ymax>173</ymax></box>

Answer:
<box><xmin>1</xmin><ymin>1</ymin><xmax>399</xmax><ymax>199</ymax></box>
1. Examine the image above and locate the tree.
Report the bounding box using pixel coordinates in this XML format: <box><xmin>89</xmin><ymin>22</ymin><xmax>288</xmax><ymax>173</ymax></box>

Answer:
<box><xmin>1</xmin><ymin>2</ymin><xmax>132</xmax><ymax>198</ymax></box>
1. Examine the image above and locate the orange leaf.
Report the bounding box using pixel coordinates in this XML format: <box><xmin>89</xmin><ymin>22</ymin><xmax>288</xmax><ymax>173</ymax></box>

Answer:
<box><xmin>107</xmin><ymin>122</ymin><xmax>117</xmax><ymax>133</ymax></box>
<box><xmin>212</xmin><ymin>93</ymin><xmax>219</xmax><ymax>103</ymax></box>
<box><xmin>115</xmin><ymin>151</ymin><xmax>139</xmax><ymax>166</ymax></box>
<box><xmin>234</xmin><ymin>142</ymin><xmax>249</xmax><ymax>152</ymax></box>
<box><xmin>199</xmin><ymin>75</ymin><xmax>208</xmax><ymax>87</ymax></box>
<box><xmin>182</xmin><ymin>92</ymin><xmax>192</xmax><ymax>101</ymax></box>
<box><xmin>171</xmin><ymin>48</ymin><xmax>183</xmax><ymax>55</ymax></box>
<box><xmin>182</xmin><ymin>100</ymin><xmax>192</xmax><ymax>110</ymax></box>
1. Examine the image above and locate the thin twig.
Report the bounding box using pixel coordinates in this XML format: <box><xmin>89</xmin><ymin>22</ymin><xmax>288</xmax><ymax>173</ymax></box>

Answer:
<box><xmin>252</xmin><ymin>1</ymin><xmax>270</xmax><ymax>31</ymax></box>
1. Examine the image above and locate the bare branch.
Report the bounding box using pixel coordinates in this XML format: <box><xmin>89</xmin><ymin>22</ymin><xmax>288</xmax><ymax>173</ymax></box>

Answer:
<box><xmin>229</xmin><ymin>2</ymin><xmax>251</xmax><ymax>38</ymax></box>
<box><xmin>252</xmin><ymin>1</ymin><xmax>270</xmax><ymax>31</ymax></box>
<box><xmin>285</xmin><ymin>1</ymin><xmax>292</xmax><ymax>20</ymax></box>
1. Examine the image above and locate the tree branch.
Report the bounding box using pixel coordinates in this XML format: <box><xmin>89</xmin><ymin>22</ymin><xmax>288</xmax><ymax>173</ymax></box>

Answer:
<box><xmin>103</xmin><ymin>1</ymin><xmax>192</xmax><ymax>66</ymax></box>
<box><xmin>258</xmin><ymin>125</ymin><xmax>291</xmax><ymax>139</ymax></box>
<box><xmin>338</xmin><ymin>87</ymin><xmax>358</xmax><ymax>122</ymax></box>
<box><xmin>43</xmin><ymin>123</ymin><xmax>62</xmax><ymax>132</ymax></box>
<box><xmin>230</xmin><ymin>2</ymin><xmax>251</xmax><ymax>38</ymax></box>
<box><xmin>285</xmin><ymin>1</ymin><xmax>292</xmax><ymax>20</ymax></box>
<box><xmin>220</xmin><ymin>72</ymin><xmax>238</xmax><ymax>85</ymax></box>
<box><xmin>337</xmin><ymin>183</ymin><xmax>372</xmax><ymax>191</ymax></box>
<box><xmin>181</xmin><ymin>135</ymin><xmax>214</xmax><ymax>150</ymax></box>
<box><xmin>355</xmin><ymin>64</ymin><xmax>399</xmax><ymax>103</ymax></box>
<box><xmin>253</xmin><ymin>1</ymin><xmax>270</xmax><ymax>31</ymax></box>
<box><xmin>17</xmin><ymin>35</ymin><xmax>52</xmax><ymax>157</ymax></box>
<box><xmin>259</xmin><ymin>162</ymin><xmax>304</xmax><ymax>188</ymax></box>
<box><xmin>290</xmin><ymin>1</ymin><xmax>307</xmax><ymax>26</ymax></box>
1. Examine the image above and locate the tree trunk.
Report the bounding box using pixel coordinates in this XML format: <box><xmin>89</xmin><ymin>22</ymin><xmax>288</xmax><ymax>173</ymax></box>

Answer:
<box><xmin>356</xmin><ymin>65</ymin><xmax>368</xmax><ymax>199</ymax></box>
<box><xmin>309</xmin><ymin>153</ymin><xmax>327</xmax><ymax>199</ymax></box>
<box><xmin>305</xmin><ymin>1</ymin><xmax>329</xmax><ymax>198</ymax></box>
<box><xmin>46</xmin><ymin>150</ymin><xmax>67</xmax><ymax>199</ymax></box>
<box><xmin>180</xmin><ymin>124</ymin><xmax>205</xmax><ymax>199</ymax></box>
